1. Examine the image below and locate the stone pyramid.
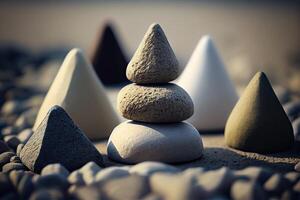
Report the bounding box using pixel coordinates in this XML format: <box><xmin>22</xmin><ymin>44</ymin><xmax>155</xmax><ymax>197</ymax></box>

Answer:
<box><xmin>177</xmin><ymin>35</ymin><xmax>238</xmax><ymax>131</ymax></box>
<box><xmin>108</xmin><ymin>23</ymin><xmax>203</xmax><ymax>164</ymax></box>
<box><xmin>225</xmin><ymin>72</ymin><xmax>294</xmax><ymax>153</ymax></box>
<box><xmin>33</xmin><ymin>48</ymin><xmax>120</xmax><ymax>140</ymax></box>
<box><xmin>126</xmin><ymin>24</ymin><xmax>180</xmax><ymax>84</ymax></box>
<box><xmin>20</xmin><ymin>106</ymin><xmax>104</xmax><ymax>173</ymax></box>
<box><xmin>90</xmin><ymin>22</ymin><xmax>128</xmax><ymax>85</ymax></box>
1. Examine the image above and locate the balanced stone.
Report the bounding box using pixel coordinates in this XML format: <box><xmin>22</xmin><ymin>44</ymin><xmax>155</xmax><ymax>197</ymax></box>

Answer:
<box><xmin>20</xmin><ymin>106</ymin><xmax>104</xmax><ymax>173</ymax></box>
<box><xmin>126</xmin><ymin>23</ymin><xmax>179</xmax><ymax>84</ymax></box>
<box><xmin>225</xmin><ymin>72</ymin><xmax>294</xmax><ymax>153</ymax></box>
<box><xmin>108</xmin><ymin>121</ymin><xmax>203</xmax><ymax>164</ymax></box>
<box><xmin>118</xmin><ymin>83</ymin><xmax>194</xmax><ymax>122</ymax></box>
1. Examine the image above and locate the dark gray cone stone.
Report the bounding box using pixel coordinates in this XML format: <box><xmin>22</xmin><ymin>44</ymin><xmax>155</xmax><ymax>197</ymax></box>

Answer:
<box><xmin>20</xmin><ymin>106</ymin><xmax>104</xmax><ymax>173</ymax></box>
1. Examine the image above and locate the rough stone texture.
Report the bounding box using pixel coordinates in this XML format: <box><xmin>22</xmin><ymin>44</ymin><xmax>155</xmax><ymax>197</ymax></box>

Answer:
<box><xmin>225</xmin><ymin>72</ymin><xmax>294</xmax><ymax>153</ymax></box>
<box><xmin>117</xmin><ymin>83</ymin><xmax>194</xmax><ymax>123</ymax></box>
<box><xmin>129</xmin><ymin>161</ymin><xmax>180</xmax><ymax>176</ymax></box>
<box><xmin>90</xmin><ymin>22</ymin><xmax>129</xmax><ymax>85</ymax></box>
<box><xmin>126</xmin><ymin>23</ymin><xmax>179</xmax><ymax>84</ymax></box>
<box><xmin>231</xmin><ymin>180</ymin><xmax>267</xmax><ymax>200</ymax></box>
<box><xmin>16</xmin><ymin>144</ymin><xmax>24</xmax><ymax>157</ymax></box>
<box><xmin>107</xmin><ymin>121</ymin><xmax>203</xmax><ymax>164</ymax></box>
<box><xmin>20</xmin><ymin>106</ymin><xmax>104</xmax><ymax>173</ymax></box>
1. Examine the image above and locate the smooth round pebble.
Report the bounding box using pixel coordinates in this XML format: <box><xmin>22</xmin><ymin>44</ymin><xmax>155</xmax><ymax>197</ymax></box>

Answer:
<box><xmin>29</xmin><ymin>189</ymin><xmax>65</xmax><ymax>200</ymax></box>
<box><xmin>0</xmin><ymin>152</ymin><xmax>16</xmax><ymax>169</ymax></box>
<box><xmin>41</xmin><ymin>163</ymin><xmax>69</xmax><ymax>178</ymax></box>
<box><xmin>72</xmin><ymin>185</ymin><xmax>103</xmax><ymax>200</ymax></box>
<box><xmin>101</xmin><ymin>175</ymin><xmax>150</xmax><ymax>200</ymax></box>
<box><xmin>129</xmin><ymin>161</ymin><xmax>180</xmax><ymax>176</ymax></box>
<box><xmin>35</xmin><ymin>174</ymin><xmax>70</xmax><ymax>191</ymax></box>
<box><xmin>234</xmin><ymin>167</ymin><xmax>273</xmax><ymax>185</ymax></box>
<box><xmin>231</xmin><ymin>179</ymin><xmax>267</xmax><ymax>200</ymax></box>
<box><xmin>78</xmin><ymin>161</ymin><xmax>102</xmax><ymax>185</ymax></box>
<box><xmin>68</xmin><ymin>170</ymin><xmax>84</xmax><ymax>186</ymax></box>
<box><xmin>263</xmin><ymin>174</ymin><xmax>292</xmax><ymax>196</ymax></box>
<box><xmin>17</xmin><ymin>128</ymin><xmax>33</xmax><ymax>144</ymax></box>
<box><xmin>0</xmin><ymin>140</ymin><xmax>10</xmax><ymax>154</ymax></box>
<box><xmin>2</xmin><ymin>162</ymin><xmax>26</xmax><ymax>173</ymax></box>
<box><xmin>117</xmin><ymin>83</ymin><xmax>194</xmax><ymax>122</ymax></box>
<box><xmin>150</xmin><ymin>173</ymin><xmax>207</xmax><ymax>199</ymax></box>
<box><xmin>94</xmin><ymin>166</ymin><xmax>130</xmax><ymax>183</ymax></box>
<box><xmin>108</xmin><ymin>121</ymin><xmax>203</xmax><ymax>164</ymax></box>
<box><xmin>295</xmin><ymin>162</ymin><xmax>300</xmax><ymax>172</ymax></box>
<box><xmin>284</xmin><ymin>172</ymin><xmax>300</xmax><ymax>184</ymax></box>
<box><xmin>4</xmin><ymin>135</ymin><xmax>20</xmax><ymax>150</ymax></box>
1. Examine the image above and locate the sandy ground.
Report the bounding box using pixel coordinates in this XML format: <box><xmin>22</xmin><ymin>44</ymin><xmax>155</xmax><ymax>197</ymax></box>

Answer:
<box><xmin>94</xmin><ymin>134</ymin><xmax>300</xmax><ymax>173</ymax></box>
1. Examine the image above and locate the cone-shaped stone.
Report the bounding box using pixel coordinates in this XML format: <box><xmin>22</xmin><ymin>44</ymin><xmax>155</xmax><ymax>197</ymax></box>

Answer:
<box><xmin>225</xmin><ymin>72</ymin><xmax>294</xmax><ymax>153</ymax></box>
<box><xmin>126</xmin><ymin>23</ymin><xmax>180</xmax><ymax>84</ymax></box>
<box><xmin>33</xmin><ymin>48</ymin><xmax>120</xmax><ymax>140</ymax></box>
<box><xmin>90</xmin><ymin>22</ymin><xmax>129</xmax><ymax>85</ymax></box>
<box><xmin>20</xmin><ymin>106</ymin><xmax>104</xmax><ymax>173</ymax></box>
<box><xmin>177</xmin><ymin>35</ymin><xmax>238</xmax><ymax>131</ymax></box>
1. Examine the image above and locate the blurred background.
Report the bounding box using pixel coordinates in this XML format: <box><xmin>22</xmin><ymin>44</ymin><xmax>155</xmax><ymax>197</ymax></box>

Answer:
<box><xmin>0</xmin><ymin>0</ymin><xmax>299</xmax><ymax>93</ymax></box>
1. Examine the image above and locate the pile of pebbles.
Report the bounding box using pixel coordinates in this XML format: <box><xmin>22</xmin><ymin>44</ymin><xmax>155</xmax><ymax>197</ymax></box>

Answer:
<box><xmin>1</xmin><ymin>39</ymin><xmax>300</xmax><ymax>199</ymax></box>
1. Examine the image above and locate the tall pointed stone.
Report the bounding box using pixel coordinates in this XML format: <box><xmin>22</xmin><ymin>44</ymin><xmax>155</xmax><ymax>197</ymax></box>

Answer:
<box><xmin>126</xmin><ymin>23</ymin><xmax>180</xmax><ymax>84</ymax></box>
<box><xmin>33</xmin><ymin>48</ymin><xmax>120</xmax><ymax>140</ymax></box>
<box><xmin>177</xmin><ymin>35</ymin><xmax>238</xmax><ymax>131</ymax></box>
<box><xmin>225</xmin><ymin>72</ymin><xmax>294</xmax><ymax>153</ymax></box>
<box><xmin>90</xmin><ymin>22</ymin><xmax>128</xmax><ymax>85</ymax></box>
<box><xmin>20</xmin><ymin>106</ymin><xmax>104</xmax><ymax>173</ymax></box>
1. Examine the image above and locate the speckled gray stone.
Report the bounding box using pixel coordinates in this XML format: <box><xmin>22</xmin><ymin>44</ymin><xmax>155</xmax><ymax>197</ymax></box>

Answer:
<box><xmin>20</xmin><ymin>106</ymin><xmax>104</xmax><ymax>173</ymax></box>
<box><xmin>126</xmin><ymin>23</ymin><xmax>179</xmax><ymax>84</ymax></box>
<box><xmin>117</xmin><ymin>83</ymin><xmax>194</xmax><ymax>122</ymax></box>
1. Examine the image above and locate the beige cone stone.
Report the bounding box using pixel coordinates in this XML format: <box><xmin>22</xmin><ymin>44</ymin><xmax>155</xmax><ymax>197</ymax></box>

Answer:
<box><xmin>33</xmin><ymin>48</ymin><xmax>120</xmax><ymax>140</ymax></box>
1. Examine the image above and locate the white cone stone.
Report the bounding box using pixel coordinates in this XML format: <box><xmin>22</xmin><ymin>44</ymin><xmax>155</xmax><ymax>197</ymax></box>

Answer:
<box><xmin>107</xmin><ymin>121</ymin><xmax>203</xmax><ymax>164</ymax></box>
<box><xmin>177</xmin><ymin>35</ymin><xmax>238</xmax><ymax>131</ymax></box>
<box><xmin>33</xmin><ymin>48</ymin><xmax>120</xmax><ymax>140</ymax></box>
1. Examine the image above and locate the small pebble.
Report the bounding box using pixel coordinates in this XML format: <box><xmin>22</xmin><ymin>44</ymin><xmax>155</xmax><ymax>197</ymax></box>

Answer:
<box><xmin>68</xmin><ymin>170</ymin><xmax>84</xmax><ymax>186</ymax></box>
<box><xmin>14</xmin><ymin>115</ymin><xmax>30</xmax><ymax>130</ymax></box>
<box><xmin>293</xmin><ymin>180</ymin><xmax>300</xmax><ymax>193</ymax></box>
<box><xmin>1</xmin><ymin>126</ymin><xmax>18</xmax><ymax>136</ymax></box>
<box><xmin>9</xmin><ymin>170</ymin><xmax>25</xmax><ymax>187</ymax></box>
<box><xmin>4</xmin><ymin>135</ymin><xmax>20</xmax><ymax>150</ymax></box>
<box><xmin>284</xmin><ymin>100</ymin><xmax>300</xmax><ymax>121</ymax></box>
<box><xmin>2</xmin><ymin>162</ymin><xmax>26</xmax><ymax>173</ymax></box>
<box><xmin>1</xmin><ymin>100</ymin><xmax>24</xmax><ymax>116</ymax></box>
<box><xmin>17</xmin><ymin>173</ymin><xmax>35</xmax><ymax>199</ymax></box>
<box><xmin>0</xmin><ymin>151</ymin><xmax>16</xmax><ymax>169</ymax></box>
<box><xmin>0</xmin><ymin>140</ymin><xmax>10</xmax><ymax>154</ymax></box>
<box><xmin>0</xmin><ymin>172</ymin><xmax>14</xmax><ymax>195</ymax></box>
<box><xmin>41</xmin><ymin>163</ymin><xmax>69</xmax><ymax>178</ymax></box>
<box><xmin>94</xmin><ymin>166</ymin><xmax>130</xmax><ymax>183</ymax></box>
<box><xmin>284</xmin><ymin>172</ymin><xmax>300</xmax><ymax>184</ymax></box>
<box><xmin>72</xmin><ymin>185</ymin><xmax>103</xmax><ymax>200</ymax></box>
<box><xmin>231</xmin><ymin>179</ymin><xmax>267</xmax><ymax>200</ymax></box>
<box><xmin>35</xmin><ymin>174</ymin><xmax>69</xmax><ymax>191</ymax></box>
<box><xmin>10</xmin><ymin>155</ymin><xmax>21</xmax><ymax>163</ymax></box>
<box><xmin>264</xmin><ymin>173</ymin><xmax>292</xmax><ymax>196</ymax></box>
<box><xmin>78</xmin><ymin>161</ymin><xmax>102</xmax><ymax>185</ymax></box>
<box><xmin>295</xmin><ymin>162</ymin><xmax>300</xmax><ymax>172</ymax></box>
<box><xmin>16</xmin><ymin>144</ymin><xmax>24</xmax><ymax>157</ymax></box>
<box><xmin>234</xmin><ymin>167</ymin><xmax>273</xmax><ymax>185</ymax></box>
<box><xmin>29</xmin><ymin>189</ymin><xmax>65</xmax><ymax>200</ymax></box>
<box><xmin>293</xmin><ymin>117</ymin><xmax>300</xmax><ymax>140</ymax></box>
<box><xmin>17</xmin><ymin>128</ymin><xmax>33</xmax><ymax>144</ymax></box>
<box><xmin>129</xmin><ymin>161</ymin><xmax>180</xmax><ymax>176</ymax></box>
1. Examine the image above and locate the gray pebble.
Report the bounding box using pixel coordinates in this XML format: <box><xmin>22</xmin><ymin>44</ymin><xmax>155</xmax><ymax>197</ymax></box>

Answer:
<box><xmin>264</xmin><ymin>174</ymin><xmax>292</xmax><ymax>196</ymax></box>
<box><xmin>0</xmin><ymin>172</ymin><xmax>14</xmax><ymax>195</ymax></box>
<box><xmin>234</xmin><ymin>167</ymin><xmax>273</xmax><ymax>185</ymax></box>
<box><xmin>68</xmin><ymin>170</ymin><xmax>84</xmax><ymax>186</ymax></box>
<box><xmin>295</xmin><ymin>162</ymin><xmax>300</xmax><ymax>172</ymax></box>
<box><xmin>14</xmin><ymin>115</ymin><xmax>30</xmax><ymax>130</ymax></box>
<box><xmin>1</xmin><ymin>100</ymin><xmax>24</xmax><ymax>116</ymax></box>
<box><xmin>78</xmin><ymin>161</ymin><xmax>101</xmax><ymax>185</ymax></box>
<box><xmin>29</xmin><ymin>189</ymin><xmax>65</xmax><ymax>200</ymax></box>
<box><xmin>0</xmin><ymin>140</ymin><xmax>10</xmax><ymax>154</ymax></box>
<box><xmin>284</xmin><ymin>172</ymin><xmax>300</xmax><ymax>184</ymax></box>
<box><xmin>17</xmin><ymin>173</ymin><xmax>35</xmax><ymax>199</ymax></box>
<box><xmin>16</xmin><ymin>144</ymin><xmax>24</xmax><ymax>157</ymax></box>
<box><xmin>72</xmin><ymin>185</ymin><xmax>103</xmax><ymax>200</ymax></box>
<box><xmin>9</xmin><ymin>170</ymin><xmax>25</xmax><ymax>187</ymax></box>
<box><xmin>0</xmin><ymin>152</ymin><xmax>16</xmax><ymax>170</ymax></box>
<box><xmin>4</xmin><ymin>135</ymin><xmax>20</xmax><ymax>150</ymax></box>
<box><xmin>150</xmin><ymin>172</ymin><xmax>207</xmax><ymax>199</ymax></box>
<box><xmin>284</xmin><ymin>100</ymin><xmax>300</xmax><ymax>121</ymax></box>
<box><xmin>2</xmin><ymin>162</ymin><xmax>26</xmax><ymax>173</ymax></box>
<box><xmin>35</xmin><ymin>174</ymin><xmax>70</xmax><ymax>191</ymax></box>
<box><xmin>1</xmin><ymin>126</ymin><xmax>18</xmax><ymax>136</ymax></box>
<box><xmin>10</xmin><ymin>156</ymin><xmax>21</xmax><ymax>163</ymax></box>
<box><xmin>130</xmin><ymin>161</ymin><xmax>180</xmax><ymax>176</ymax></box>
<box><xmin>117</xmin><ymin>83</ymin><xmax>194</xmax><ymax>123</ymax></box>
<box><xmin>41</xmin><ymin>163</ymin><xmax>69</xmax><ymax>178</ymax></box>
<box><xmin>231</xmin><ymin>179</ymin><xmax>267</xmax><ymax>200</ymax></box>
<box><xmin>94</xmin><ymin>166</ymin><xmax>130</xmax><ymax>183</ymax></box>
<box><xmin>293</xmin><ymin>117</ymin><xmax>300</xmax><ymax>140</ymax></box>
<box><xmin>101</xmin><ymin>175</ymin><xmax>150</xmax><ymax>200</ymax></box>
<box><xmin>17</xmin><ymin>128</ymin><xmax>33</xmax><ymax>144</ymax></box>
<box><xmin>198</xmin><ymin>167</ymin><xmax>235</xmax><ymax>197</ymax></box>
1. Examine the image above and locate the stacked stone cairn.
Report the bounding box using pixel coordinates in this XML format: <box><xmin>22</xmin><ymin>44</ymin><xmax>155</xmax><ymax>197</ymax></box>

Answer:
<box><xmin>107</xmin><ymin>23</ymin><xmax>204</xmax><ymax>164</ymax></box>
